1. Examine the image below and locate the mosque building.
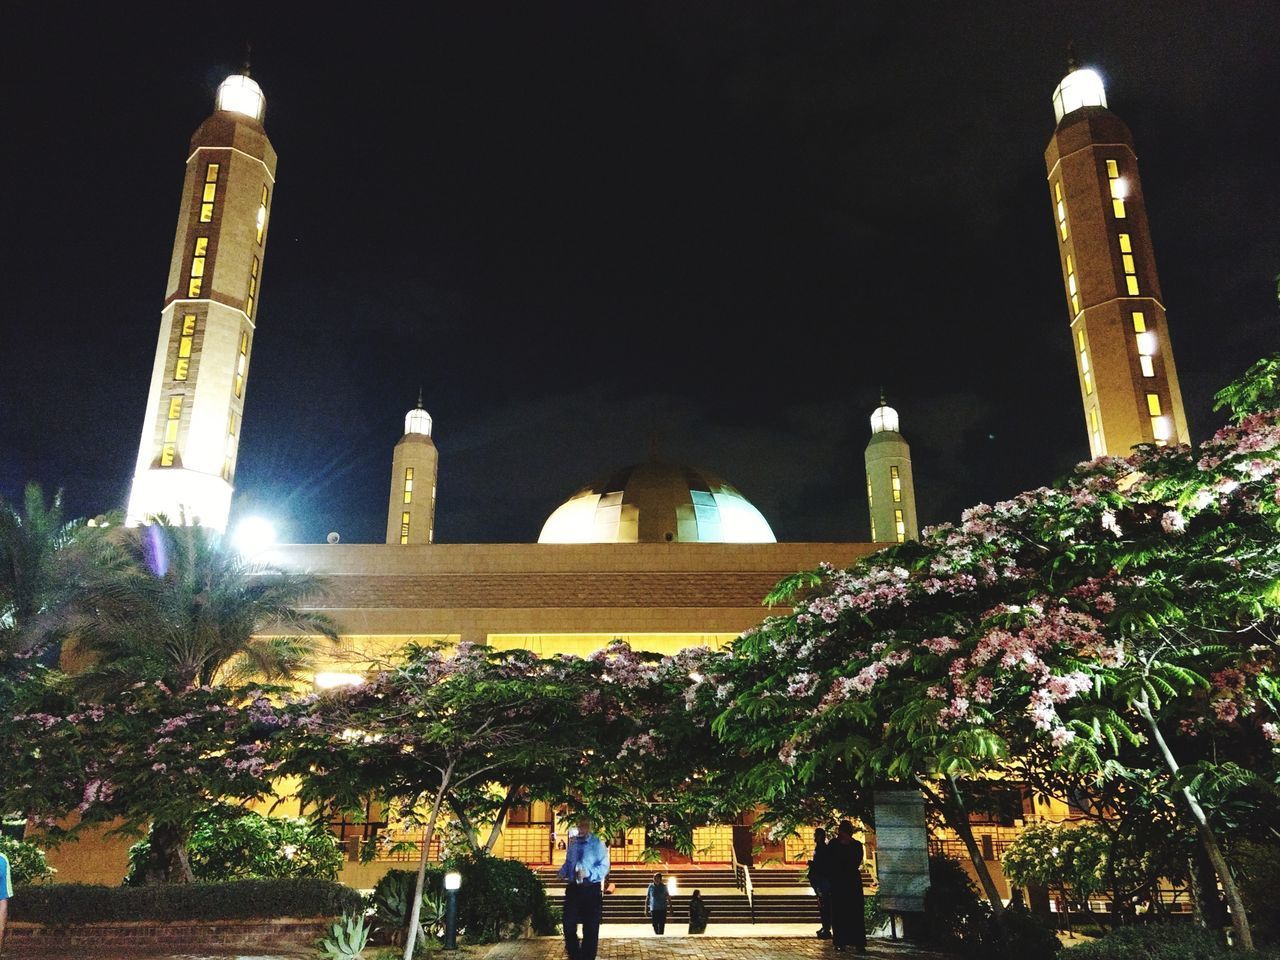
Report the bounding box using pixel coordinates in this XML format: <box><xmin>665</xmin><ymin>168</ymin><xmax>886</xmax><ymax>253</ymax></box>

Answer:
<box><xmin>55</xmin><ymin>54</ymin><xmax>1188</xmax><ymax>893</ymax></box>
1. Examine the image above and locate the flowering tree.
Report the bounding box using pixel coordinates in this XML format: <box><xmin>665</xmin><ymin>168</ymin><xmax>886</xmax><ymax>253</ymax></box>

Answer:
<box><xmin>1001</xmin><ymin>822</ymin><xmax>1109</xmax><ymax>932</ymax></box>
<box><xmin>707</xmin><ymin>355</ymin><xmax>1279</xmax><ymax>949</ymax></box>
<box><xmin>0</xmin><ymin>674</ymin><xmax>295</xmax><ymax>882</ymax></box>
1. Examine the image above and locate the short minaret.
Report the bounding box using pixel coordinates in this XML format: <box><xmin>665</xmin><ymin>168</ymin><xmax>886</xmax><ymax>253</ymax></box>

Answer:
<box><xmin>865</xmin><ymin>397</ymin><xmax>918</xmax><ymax>544</ymax></box>
<box><xmin>385</xmin><ymin>393</ymin><xmax>439</xmax><ymax>545</ymax></box>
<box><xmin>1045</xmin><ymin>56</ymin><xmax>1189</xmax><ymax>457</ymax></box>
<box><xmin>126</xmin><ymin>66</ymin><xmax>277</xmax><ymax>531</ymax></box>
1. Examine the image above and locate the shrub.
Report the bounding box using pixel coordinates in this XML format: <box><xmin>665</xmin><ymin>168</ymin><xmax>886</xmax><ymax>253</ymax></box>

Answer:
<box><xmin>320</xmin><ymin>912</ymin><xmax>371</xmax><ymax>960</ymax></box>
<box><xmin>10</xmin><ymin>878</ymin><xmax>365</xmax><ymax>925</ymax></box>
<box><xmin>0</xmin><ymin>834</ymin><xmax>55</xmax><ymax>884</ymax></box>
<box><xmin>1063</xmin><ymin>923</ymin><xmax>1279</xmax><ymax>960</ymax></box>
<box><xmin>124</xmin><ymin>809</ymin><xmax>343</xmax><ymax>885</ymax></box>
<box><xmin>448</xmin><ymin>852</ymin><xmax>556</xmax><ymax>941</ymax></box>
<box><xmin>370</xmin><ymin>868</ymin><xmax>446</xmax><ymax>947</ymax></box>
<box><xmin>1236</xmin><ymin>839</ymin><xmax>1280</xmax><ymax>947</ymax></box>
<box><xmin>918</xmin><ymin>855</ymin><xmax>1059</xmax><ymax>959</ymax></box>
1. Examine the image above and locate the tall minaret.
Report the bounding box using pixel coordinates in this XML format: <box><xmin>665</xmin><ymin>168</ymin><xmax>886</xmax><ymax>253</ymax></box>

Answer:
<box><xmin>125</xmin><ymin>66</ymin><xmax>277</xmax><ymax>532</ymax></box>
<box><xmin>865</xmin><ymin>397</ymin><xmax>918</xmax><ymax>544</ymax></box>
<box><xmin>385</xmin><ymin>394</ymin><xmax>439</xmax><ymax>544</ymax></box>
<box><xmin>1045</xmin><ymin>57</ymin><xmax>1189</xmax><ymax>458</ymax></box>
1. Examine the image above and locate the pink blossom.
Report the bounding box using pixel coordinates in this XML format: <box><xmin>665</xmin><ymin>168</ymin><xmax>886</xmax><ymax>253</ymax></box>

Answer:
<box><xmin>1101</xmin><ymin>510</ymin><xmax>1121</xmax><ymax>536</ymax></box>
<box><xmin>1262</xmin><ymin>722</ymin><xmax>1280</xmax><ymax>744</ymax></box>
<box><xmin>921</xmin><ymin>636</ymin><xmax>960</xmax><ymax>655</ymax></box>
<box><xmin>1212</xmin><ymin>699</ymin><xmax>1240</xmax><ymax>723</ymax></box>
<box><xmin>1160</xmin><ymin>510</ymin><xmax>1187</xmax><ymax>534</ymax></box>
<box><xmin>1050</xmin><ymin>726</ymin><xmax>1076</xmax><ymax>749</ymax></box>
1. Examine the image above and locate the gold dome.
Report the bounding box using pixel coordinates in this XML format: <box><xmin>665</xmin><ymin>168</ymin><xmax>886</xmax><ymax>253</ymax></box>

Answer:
<box><xmin>538</xmin><ymin>461</ymin><xmax>776</xmax><ymax>544</ymax></box>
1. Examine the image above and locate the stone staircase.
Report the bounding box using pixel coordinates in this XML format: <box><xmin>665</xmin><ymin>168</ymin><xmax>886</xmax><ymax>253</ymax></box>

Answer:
<box><xmin>538</xmin><ymin>865</ymin><xmax>825</xmax><ymax>925</ymax></box>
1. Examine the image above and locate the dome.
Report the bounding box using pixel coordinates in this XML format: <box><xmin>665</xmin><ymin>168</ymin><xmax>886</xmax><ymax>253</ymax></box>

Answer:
<box><xmin>538</xmin><ymin>461</ymin><xmax>776</xmax><ymax>544</ymax></box>
<box><xmin>1051</xmin><ymin>67</ymin><xmax>1107</xmax><ymax>123</ymax></box>
<box><xmin>216</xmin><ymin>74</ymin><xmax>266</xmax><ymax>122</ymax></box>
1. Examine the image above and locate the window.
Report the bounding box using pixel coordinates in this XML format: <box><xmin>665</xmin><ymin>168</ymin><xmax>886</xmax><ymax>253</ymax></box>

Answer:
<box><xmin>1136</xmin><ymin>330</ymin><xmax>1156</xmax><ymax>378</ymax></box>
<box><xmin>1152</xmin><ymin>415</ymin><xmax>1170</xmax><ymax>442</ymax></box>
<box><xmin>1077</xmin><ymin>329</ymin><xmax>1093</xmax><ymax>395</ymax></box>
<box><xmin>175</xmin><ymin>313</ymin><xmax>196</xmax><ymax>381</ymax></box>
<box><xmin>890</xmin><ymin>465</ymin><xmax>902</xmax><ymax>503</ymax></box>
<box><xmin>893</xmin><ymin>509</ymin><xmax>906</xmax><ymax>544</ymax></box>
<box><xmin>865</xmin><ymin>473</ymin><xmax>873</xmax><ymax>511</ymax></box>
<box><xmin>400</xmin><ymin>511</ymin><xmax>411</xmax><ymax>545</ymax></box>
<box><xmin>1118</xmin><ymin>232</ymin><xmax>1139</xmax><ymax>294</ymax></box>
<box><xmin>1131</xmin><ymin>311</ymin><xmax>1146</xmax><ymax>333</ymax></box>
<box><xmin>256</xmin><ymin>185</ymin><xmax>268</xmax><ymax>243</ymax></box>
<box><xmin>188</xmin><ymin>237</ymin><xmax>208</xmax><ymax>297</ymax></box>
<box><xmin>234</xmin><ymin>331</ymin><xmax>249</xmax><ymax>397</ymax></box>
<box><xmin>1054</xmin><ymin>181</ymin><xmax>1068</xmax><ymax>240</ymax></box>
<box><xmin>161</xmin><ymin>395</ymin><xmax>183</xmax><ymax>466</ymax></box>
<box><xmin>200</xmin><ymin>163</ymin><xmax>219</xmax><ymax>222</ymax></box>
<box><xmin>246</xmin><ymin>256</ymin><xmax>259</xmax><ymax>316</ymax></box>
<box><xmin>1146</xmin><ymin>393</ymin><xmax>1162</xmax><ymax>416</ymax></box>
<box><xmin>403</xmin><ymin>466</ymin><xmax>415</xmax><ymax>504</ymax></box>
<box><xmin>1089</xmin><ymin>407</ymin><xmax>1101</xmax><ymax>454</ymax></box>
<box><xmin>223</xmin><ymin>413</ymin><xmax>239</xmax><ymax>480</ymax></box>
<box><xmin>1106</xmin><ymin>159</ymin><xmax>1127</xmax><ymax>218</ymax></box>
<box><xmin>1066</xmin><ymin>255</ymin><xmax>1080</xmax><ymax>314</ymax></box>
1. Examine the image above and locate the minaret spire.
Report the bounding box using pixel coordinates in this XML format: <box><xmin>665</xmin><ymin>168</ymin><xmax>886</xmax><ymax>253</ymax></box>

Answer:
<box><xmin>386</xmin><ymin>394</ymin><xmax>439</xmax><ymax>544</ymax></box>
<box><xmin>865</xmin><ymin>395</ymin><xmax>918</xmax><ymax>544</ymax></box>
<box><xmin>1066</xmin><ymin>40</ymin><xmax>1078</xmax><ymax>73</ymax></box>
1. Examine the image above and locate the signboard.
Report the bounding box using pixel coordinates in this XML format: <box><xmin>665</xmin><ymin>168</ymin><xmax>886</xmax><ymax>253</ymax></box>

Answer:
<box><xmin>872</xmin><ymin>788</ymin><xmax>930</xmax><ymax>913</ymax></box>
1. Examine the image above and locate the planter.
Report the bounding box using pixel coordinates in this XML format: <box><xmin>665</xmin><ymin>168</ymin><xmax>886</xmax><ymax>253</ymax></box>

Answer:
<box><xmin>7</xmin><ymin>915</ymin><xmax>334</xmax><ymax>955</ymax></box>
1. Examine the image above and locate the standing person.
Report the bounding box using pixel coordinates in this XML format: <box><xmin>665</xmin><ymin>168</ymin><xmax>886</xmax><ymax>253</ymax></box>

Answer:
<box><xmin>0</xmin><ymin>848</ymin><xmax>11</xmax><ymax>955</ymax></box>
<box><xmin>810</xmin><ymin>827</ymin><xmax>833</xmax><ymax>939</ymax></box>
<box><xmin>646</xmin><ymin>872</ymin><xmax>669</xmax><ymax>934</ymax></box>
<box><xmin>557</xmin><ymin>816</ymin><xmax>610</xmax><ymax>960</ymax></box>
<box><xmin>687</xmin><ymin>889</ymin><xmax>710</xmax><ymax>935</ymax></box>
<box><xmin>827</xmin><ymin>820</ymin><xmax>866</xmax><ymax>954</ymax></box>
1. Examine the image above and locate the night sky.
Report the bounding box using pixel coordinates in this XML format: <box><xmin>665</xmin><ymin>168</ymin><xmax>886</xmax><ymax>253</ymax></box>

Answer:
<box><xmin>2</xmin><ymin>3</ymin><xmax>1277</xmax><ymax>545</ymax></box>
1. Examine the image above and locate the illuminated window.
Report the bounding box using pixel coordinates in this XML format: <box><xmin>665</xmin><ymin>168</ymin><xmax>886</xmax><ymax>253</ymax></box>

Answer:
<box><xmin>222</xmin><ymin>412</ymin><xmax>239</xmax><ymax>480</ymax></box>
<box><xmin>1152</xmin><ymin>416</ymin><xmax>1170</xmax><ymax>442</ymax></box>
<box><xmin>1137</xmin><ymin>330</ymin><xmax>1156</xmax><ymax>378</ymax></box>
<box><xmin>256</xmin><ymin>185</ymin><xmax>268</xmax><ymax>243</ymax></box>
<box><xmin>400</xmin><ymin>511</ymin><xmax>411</xmax><ymax>545</ymax></box>
<box><xmin>403</xmin><ymin>466</ymin><xmax>415</xmax><ymax>504</ymax></box>
<box><xmin>1146</xmin><ymin>393</ymin><xmax>1162</xmax><ymax>416</ymax></box>
<box><xmin>1066</xmin><ymin>255</ymin><xmax>1080</xmax><ymax>314</ymax></box>
<box><xmin>1117</xmin><ymin>232</ymin><xmax>1139</xmax><ymax>294</ymax></box>
<box><xmin>188</xmin><ymin>237</ymin><xmax>208</xmax><ymax>297</ymax></box>
<box><xmin>161</xmin><ymin>395</ymin><xmax>183</xmax><ymax>465</ymax></box>
<box><xmin>174</xmin><ymin>313</ymin><xmax>196</xmax><ymax>381</ymax></box>
<box><xmin>200</xmin><ymin>163</ymin><xmax>219</xmax><ymax>222</ymax></box>
<box><xmin>1054</xmin><ymin>181</ymin><xmax>1068</xmax><ymax>240</ymax></box>
<box><xmin>893</xmin><ymin>509</ymin><xmax>906</xmax><ymax>544</ymax></box>
<box><xmin>234</xmin><ymin>331</ymin><xmax>249</xmax><ymax>397</ymax></box>
<box><xmin>890</xmin><ymin>465</ymin><xmax>902</xmax><ymax>503</ymax></box>
<box><xmin>1106</xmin><ymin>159</ymin><xmax>1127</xmax><ymax>218</ymax></box>
<box><xmin>866</xmin><ymin>473</ymin><xmax>873</xmax><ymax>511</ymax></box>
<box><xmin>1089</xmin><ymin>407</ymin><xmax>1101</xmax><ymax>453</ymax></box>
<box><xmin>1077</xmin><ymin>329</ymin><xmax>1093</xmax><ymax>395</ymax></box>
<box><xmin>1131</xmin><ymin>311</ymin><xmax>1147</xmax><ymax>332</ymax></box>
<box><xmin>246</xmin><ymin>256</ymin><xmax>259</xmax><ymax>316</ymax></box>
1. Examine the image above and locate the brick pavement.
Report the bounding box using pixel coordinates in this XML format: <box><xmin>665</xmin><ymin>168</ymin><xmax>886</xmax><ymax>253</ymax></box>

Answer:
<box><xmin>485</xmin><ymin>938</ymin><xmax>948</xmax><ymax>959</ymax></box>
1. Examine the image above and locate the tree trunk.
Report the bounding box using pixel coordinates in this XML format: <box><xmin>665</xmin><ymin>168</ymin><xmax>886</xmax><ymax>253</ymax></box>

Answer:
<box><xmin>403</xmin><ymin>761</ymin><xmax>455</xmax><ymax>960</ymax></box>
<box><xmin>1135</xmin><ymin>694</ymin><xmax>1252</xmax><ymax>949</ymax></box>
<box><xmin>483</xmin><ymin>785</ymin><xmax>520</xmax><ymax>854</ymax></box>
<box><xmin>943</xmin><ymin>775</ymin><xmax>1007</xmax><ymax>922</ymax></box>
<box><xmin>447</xmin><ymin>796</ymin><xmax>481</xmax><ymax>852</ymax></box>
<box><xmin>144</xmin><ymin>821</ymin><xmax>195</xmax><ymax>884</ymax></box>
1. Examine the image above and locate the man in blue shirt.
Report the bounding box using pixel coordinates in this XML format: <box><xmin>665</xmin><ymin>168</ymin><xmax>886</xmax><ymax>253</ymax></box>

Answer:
<box><xmin>0</xmin><ymin>849</ymin><xmax>12</xmax><ymax>954</ymax></box>
<box><xmin>557</xmin><ymin>815</ymin><xmax>609</xmax><ymax>960</ymax></box>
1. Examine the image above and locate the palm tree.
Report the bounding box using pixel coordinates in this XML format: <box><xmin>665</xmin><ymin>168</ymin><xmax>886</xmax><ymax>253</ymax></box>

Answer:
<box><xmin>0</xmin><ymin>483</ymin><xmax>83</xmax><ymax>664</ymax></box>
<box><xmin>67</xmin><ymin>519</ymin><xmax>339</xmax><ymax>695</ymax></box>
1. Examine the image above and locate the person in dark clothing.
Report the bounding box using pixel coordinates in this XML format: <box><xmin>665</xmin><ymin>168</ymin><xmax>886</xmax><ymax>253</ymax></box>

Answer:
<box><xmin>687</xmin><ymin>889</ymin><xmax>710</xmax><ymax>934</ymax></box>
<box><xmin>827</xmin><ymin>819</ymin><xmax>867</xmax><ymax>953</ymax></box>
<box><xmin>646</xmin><ymin>872</ymin><xmax>669</xmax><ymax>934</ymax></box>
<box><xmin>809</xmin><ymin>827</ymin><xmax>833</xmax><ymax>939</ymax></box>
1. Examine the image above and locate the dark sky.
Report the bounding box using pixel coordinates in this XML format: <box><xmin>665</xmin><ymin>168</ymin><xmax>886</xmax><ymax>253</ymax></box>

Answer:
<box><xmin>2</xmin><ymin>2</ymin><xmax>1277</xmax><ymax>545</ymax></box>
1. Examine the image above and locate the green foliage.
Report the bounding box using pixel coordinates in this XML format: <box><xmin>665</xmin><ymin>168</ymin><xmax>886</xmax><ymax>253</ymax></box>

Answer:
<box><xmin>919</xmin><ymin>856</ymin><xmax>1059</xmax><ymax>959</ymax></box>
<box><xmin>1002</xmin><ymin>822</ymin><xmax>1110</xmax><ymax>899</ymax></box>
<box><xmin>864</xmin><ymin>891</ymin><xmax>887</xmax><ymax>933</ymax></box>
<box><xmin>1235</xmin><ymin>839</ymin><xmax>1280</xmax><ymax>947</ymax></box>
<box><xmin>1214</xmin><ymin>353</ymin><xmax>1279</xmax><ymax>419</ymax></box>
<box><xmin>448</xmin><ymin>852</ymin><xmax>557</xmax><ymax>942</ymax></box>
<box><xmin>0</xmin><ymin>834</ymin><xmax>55</xmax><ymax>884</ymax></box>
<box><xmin>123</xmin><ymin>809</ymin><xmax>343</xmax><ymax>885</ymax></box>
<box><xmin>9</xmin><ymin>878</ymin><xmax>364</xmax><ymax>925</ymax></box>
<box><xmin>320</xmin><ymin>912</ymin><xmax>371</xmax><ymax>960</ymax></box>
<box><xmin>1064</xmin><ymin>923</ymin><xmax>1275</xmax><ymax>960</ymax></box>
<box><xmin>370</xmin><ymin>868</ymin><xmax>445</xmax><ymax>947</ymax></box>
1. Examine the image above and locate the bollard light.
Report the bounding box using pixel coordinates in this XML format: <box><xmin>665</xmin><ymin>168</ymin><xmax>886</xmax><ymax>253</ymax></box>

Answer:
<box><xmin>667</xmin><ymin>876</ymin><xmax>679</xmax><ymax>895</ymax></box>
<box><xmin>443</xmin><ymin>871</ymin><xmax>462</xmax><ymax>949</ymax></box>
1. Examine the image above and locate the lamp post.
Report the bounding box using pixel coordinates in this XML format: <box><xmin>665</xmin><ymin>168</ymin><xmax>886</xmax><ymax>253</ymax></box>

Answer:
<box><xmin>443</xmin><ymin>871</ymin><xmax>462</xmax><ymax>950</ymax></box>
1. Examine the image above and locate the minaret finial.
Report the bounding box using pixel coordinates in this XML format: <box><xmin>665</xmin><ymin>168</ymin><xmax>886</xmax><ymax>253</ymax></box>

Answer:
<box><xmin>417</xmin><ymin>386</ymin><xmax>424</xmax><ymax>409</ymax></box>
<box><xmin>242</xmin><ymin>41</ymin><xmax>252</xmax><ymax>77</ymax></box>
<box><xmin>1066</xmin><ymin>40</ymin><xmax>1078</xmax><ymax>73</ymax></box>
<box><xmin>879</xmin><ymin>386</ymin><xmax>887</xmax><ymax>406</ymax></box>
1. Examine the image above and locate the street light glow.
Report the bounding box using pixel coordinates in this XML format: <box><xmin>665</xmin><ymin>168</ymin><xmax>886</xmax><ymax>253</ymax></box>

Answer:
<box><xmin>232</xmin><ymin>516</ymin><xmax>277</xmax><ymax>557</ymax></box>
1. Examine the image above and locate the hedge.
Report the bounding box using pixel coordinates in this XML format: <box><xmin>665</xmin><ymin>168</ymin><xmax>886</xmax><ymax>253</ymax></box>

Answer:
<box><xmin>1066</xmin><ymin>924</ymin><xmax>1280</xmax><ymax>960</ymax></box>
<box><xmin>11</xmin><ymin>878</ymin><xmax>364</xmax><ymax>925</ymax></box>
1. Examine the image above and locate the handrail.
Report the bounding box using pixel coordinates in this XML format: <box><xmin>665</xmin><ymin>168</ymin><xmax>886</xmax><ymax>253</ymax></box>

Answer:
<box><xmin>731</xmin><ymin>847</ymin><xmax>755</xmax><ymax>924</ymax></box>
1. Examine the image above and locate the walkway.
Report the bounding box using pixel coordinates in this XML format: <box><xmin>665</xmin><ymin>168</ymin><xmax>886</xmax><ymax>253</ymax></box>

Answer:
<box><xmin>485</xmin><ymin>937</ymin><xmax>950</xmax><ymax>959</ymax></box>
